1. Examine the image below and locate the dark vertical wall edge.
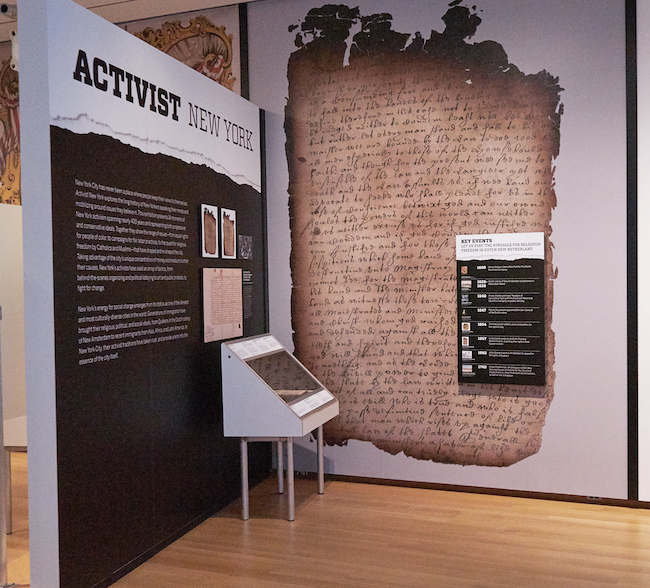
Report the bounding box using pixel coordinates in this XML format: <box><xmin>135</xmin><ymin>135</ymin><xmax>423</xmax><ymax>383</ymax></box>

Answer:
<box><xmin>260</xmin><ymin>108</ymin><xmax>269</xmax><ymax>332</ymax></box>
<box><xmin>239</xmin><ymin>3</ymin><xmax>250</xmax><ymax>100</ymax></box>
<box><xmin>626</xmin><ymin>0</ymin><xmax>639</xmax><ymax>501</ymax></box>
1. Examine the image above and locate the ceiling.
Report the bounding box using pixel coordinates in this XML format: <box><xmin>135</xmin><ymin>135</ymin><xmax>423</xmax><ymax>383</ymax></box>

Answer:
<box><xmin>0</xmin><ymin>0</ymin><xmax>255</xmax><ymax>43</ymax></box>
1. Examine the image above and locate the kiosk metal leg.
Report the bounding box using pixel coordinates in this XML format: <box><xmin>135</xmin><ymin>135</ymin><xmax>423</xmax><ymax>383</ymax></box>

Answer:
<box><xmin>241</xmin><ymin>438</ymin><xmax>249</xmax><ymax>521</ymax></box>
<box><xmin>317</xmin><ymin>425</ymin><xmax>324</xmax><ymax>494</ymax></box>
<box><xmin>277</xmin><ymin>439</ymin><xmax>284</xmax><ymax>494</ymax></box>
<box><xmin>287</xmin><ymin>438</ymin><xmax>295</xmax><ymax>521</ymax></box>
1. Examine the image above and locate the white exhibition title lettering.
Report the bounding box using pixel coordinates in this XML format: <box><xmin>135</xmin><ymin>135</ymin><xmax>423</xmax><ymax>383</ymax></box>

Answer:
<box><xmin>72</xmin><ymin>49</ymin><xmax>254</xmax><ymax>151</ymax></box>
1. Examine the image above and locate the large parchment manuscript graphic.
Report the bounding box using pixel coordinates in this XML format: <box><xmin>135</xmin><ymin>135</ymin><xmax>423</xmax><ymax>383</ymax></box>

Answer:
<box><xmin>286</xmin><ymin>5</ymin><xmax>561</xmax><ymax>466</ymax></box>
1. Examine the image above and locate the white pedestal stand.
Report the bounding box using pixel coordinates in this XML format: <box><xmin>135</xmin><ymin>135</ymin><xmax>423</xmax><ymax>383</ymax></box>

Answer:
<box><xmin>240</xmin><ymin>425</ymin><xmax>325</xmax><ymax>521</ymax></box>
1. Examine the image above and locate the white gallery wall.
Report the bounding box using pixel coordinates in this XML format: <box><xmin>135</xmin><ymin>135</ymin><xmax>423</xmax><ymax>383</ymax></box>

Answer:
<box><xmin>248</xmin><ymin>0</ymin><xmax>629</xmax><ymax>498</ymax></box>
<box><xmin>0</xmin><ymin>203</ymin><xmax>26</xmax><ymax>435</ymax></box>
<box><xmin>0</xmin><ymin>40</ymin><xmax>26</xmax><ymax>445</ymax></box>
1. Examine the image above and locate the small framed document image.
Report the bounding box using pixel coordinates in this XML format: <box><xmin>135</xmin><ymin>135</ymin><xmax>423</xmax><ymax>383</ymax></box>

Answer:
<box><xmin>221</xmin><ymin>208</ymin><xmax>237</xmax><ymax>259</ymax></box>
<box><xmin>201</xmin><ymin>204</ymin><xmax>219</xmax><ymax>258</ymax></box>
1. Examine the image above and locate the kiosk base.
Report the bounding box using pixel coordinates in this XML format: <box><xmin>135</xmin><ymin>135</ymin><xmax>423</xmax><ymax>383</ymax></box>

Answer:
<box><xmin>240</xmin><ymin>425</ymin><xmax>324</xmax><ymax>521</ymax></box>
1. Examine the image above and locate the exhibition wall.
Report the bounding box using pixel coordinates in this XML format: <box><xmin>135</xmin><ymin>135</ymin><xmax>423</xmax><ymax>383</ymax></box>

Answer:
<box><xmin>4</xmin><ymin>0</ymin><xmax>645</xmax><ymax>585</ymax></box>
<box><xmin>20</xmin><ymin>1</ymin><xmax>269</xmax><ymax>586</ymax></box>
<box><xmin>0</xmin><ymin>2</ymin><xmax>247</xmax><ymax>452</ymax></box>
<box><xmin>248</xmin><ymin>0</ymin><xmax>629</xmax><ymax>499</ymax></box>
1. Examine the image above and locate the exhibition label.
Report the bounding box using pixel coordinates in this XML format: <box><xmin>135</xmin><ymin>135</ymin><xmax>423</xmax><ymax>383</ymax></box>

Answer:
<box><xmin>456</xmin><ymin>232</ymin><xmax>546</xmax><ymax>386</ymax></box>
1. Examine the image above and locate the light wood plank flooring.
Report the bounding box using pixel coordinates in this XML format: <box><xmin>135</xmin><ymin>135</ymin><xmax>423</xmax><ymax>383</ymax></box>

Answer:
<box><xmin>7</xmin><ymin>450</ymin><xmax>29</xmax><ymax>587</ymax></box>
<box><xmin>111</xmin><ymin>475</ymin><xmax>650</xmax><ymax>588</ymax></box>
<box><xmin>11</xmin><ymin>456</ymin><xmax>650</xmax><ymax>588</ymax></box>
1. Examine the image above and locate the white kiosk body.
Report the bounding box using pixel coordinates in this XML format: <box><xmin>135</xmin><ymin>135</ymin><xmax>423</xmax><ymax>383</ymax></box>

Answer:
<box><xmin>221</xmin><ymin>334</ymin><xmax>339</xmax><ymax>520</ymax></box>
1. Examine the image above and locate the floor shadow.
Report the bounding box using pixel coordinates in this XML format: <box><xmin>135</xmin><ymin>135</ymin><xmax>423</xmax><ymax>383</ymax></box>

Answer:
<box><xmin>214</xmin><ymin>474</ymin><xmax>327</xmax><ymax>521</ymax></box>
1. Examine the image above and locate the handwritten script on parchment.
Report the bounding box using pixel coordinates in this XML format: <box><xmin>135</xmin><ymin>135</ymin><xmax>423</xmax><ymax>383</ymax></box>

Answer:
<box><xmin>286</xmin><ymin>6</ymin><xmax>561</xmax><ymax>466</ymax></box>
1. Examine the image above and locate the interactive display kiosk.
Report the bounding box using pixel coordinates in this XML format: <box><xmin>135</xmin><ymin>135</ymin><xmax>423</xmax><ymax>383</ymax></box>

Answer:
<box><xmin>222</xmin><ymin>335</ymin><xmax>339</xmax><ymax>520</ymax></box>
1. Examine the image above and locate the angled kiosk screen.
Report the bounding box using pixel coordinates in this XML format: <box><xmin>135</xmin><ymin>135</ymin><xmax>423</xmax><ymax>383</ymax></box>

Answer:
<box><xmin>222</xmin><ymin>335</ymin><xmax>339</xmax><ymax>436</ymax></box>
<box><xmin>246</xmin><ymin>350</ymin><xmax>322</xmax><ymax>404</ymax></box>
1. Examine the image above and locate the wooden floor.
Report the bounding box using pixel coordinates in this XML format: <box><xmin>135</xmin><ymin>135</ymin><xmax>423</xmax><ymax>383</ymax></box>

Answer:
<box><xmin>110</xmin><ymin>475</ymin><xmax>650</xmax><ymax>588</ymax></box>
<box><xmin>10</xmin><ymin>458</ymin><xmax>650</xmax><ymax>587</ymax></box>
<box><xmin>7</xmin><ymin>451</ymin><xmax>29</xmax><ymax>587</ymax></box>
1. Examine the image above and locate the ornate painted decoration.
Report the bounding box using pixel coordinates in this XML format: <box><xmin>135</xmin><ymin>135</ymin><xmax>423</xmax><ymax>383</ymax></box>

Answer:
<box><xmin>135</xmin><ymin>16</ymin><xmax>236</xmax><ymax>91</ymax></box>
<box><xmin>0</xmin><ymin>57</ymin><xmax>19</xmax><ymax>205</ymax></box>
